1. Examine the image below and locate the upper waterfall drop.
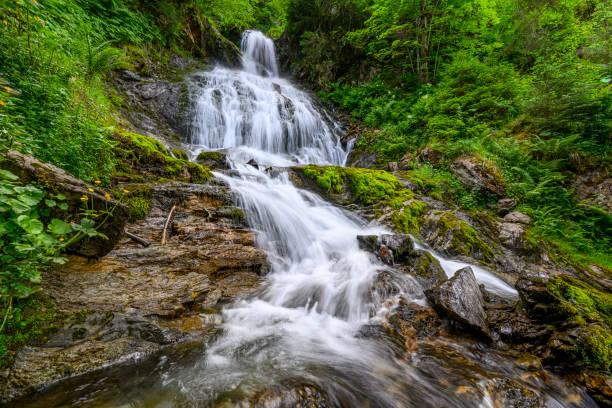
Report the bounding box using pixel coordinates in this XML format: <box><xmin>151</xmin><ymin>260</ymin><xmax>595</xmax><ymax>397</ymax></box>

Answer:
<box><xmin>241</xmin><ymin>30</ymin><xmax>279</xmax><ymax>77</ymax></box>
<box><xmin>188</xmin><ymin>30</ymin><xmax>346</xmax><ymax>167</ymax></box>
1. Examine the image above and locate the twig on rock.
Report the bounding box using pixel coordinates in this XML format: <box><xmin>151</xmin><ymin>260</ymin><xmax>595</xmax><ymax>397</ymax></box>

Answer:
<box><xmin>125</xmin><ymin>230</ymin><xmax>150</xmax><ymax>247</ymax></box>
<box><xmin>161</xmin><ymin>205</ymin><xmax>176</xmax><ymax>245</ymax></box>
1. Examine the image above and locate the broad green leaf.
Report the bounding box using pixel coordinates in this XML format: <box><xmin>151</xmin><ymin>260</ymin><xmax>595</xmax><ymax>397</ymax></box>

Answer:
<box><xmin>48</xmin><ymin>219</ymin><xmax>72</xmax><ymax>235</ymax></box>
<box><xmin>45</xmin><ymin>199</ymin><xmax>57</xmax><ymax>207</ymax></box>
<box><xmin>58</xmin><ymin>203</ymin><xmax>69</xmax><ymax>211</ymax></box>
<box><xmin>16</xmin><ymin>215</ymin><xmax>44</xmax><ymax>234</ymax></box>
<box><xmin>0</xmin><ymin>170</ymin><xmax>19</xmax><ymax>181</ymax></box>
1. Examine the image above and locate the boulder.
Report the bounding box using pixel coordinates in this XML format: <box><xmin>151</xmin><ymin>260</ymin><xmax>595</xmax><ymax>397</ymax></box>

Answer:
<box><xmin>497</xmin><ymin>198</ymin><xmax>516</xmax><ymax>215</ymax></box>
<box><xmin>417</xmin><ymin>146</ymin><xmax>442</xmax><ymax>166</ymax></box>
<box><xmin>357</xmin><ymin>234</ymin><xmax>413</xmax><ymax>265</ymax></box>
<box><xmin>195</xmin><ymin>150</ymin><xmax>229</xmax><ymax>170</ymax></box>
<box><xmin>387</xmin><ymin>161</ymin><xmax>399</xmax><ymax>172</ymax></box>
<box><xmin>450</xmin><ymin>156</ymin><xmax>505</xmax><ymax>196</ymax></box>
<box><xmin>499</xmin><ymin>222</ymin><xmax>527</xmax><ymax>250</ymax></box>
<box><xmin>504</xmin><ymin>211</ymin><xmax>531</xmax><ymax>224</ymax></box>
<box><xmin>425</xmin><ymin>266</ymin><xmax>491</xmax><ymax>339</ymax></box>
<box><xmin>0</xmin><ymin>150</ymin><xmax>129</xmax><ymax>258</ymax></box>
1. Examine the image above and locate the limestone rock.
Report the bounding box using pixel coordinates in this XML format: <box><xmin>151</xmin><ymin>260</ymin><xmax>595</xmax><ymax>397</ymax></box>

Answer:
<box><xmin>425</xmin><ymin>266</ymin><xmax>491</xmax><ymax>338</ymax></box>
<box><xmin>0</xmin><ymin>150</ymin><xmax>129</xmax><ymax>258</ymax></box>
<box><xmin>450</xmin><ymin>155</ymin><xmax>505</xmax><ymax>196</ymax></box>
<box><xmin>504</xmin><ymin>211</ymin><xmax>531</xmax><ymax>224</ymax></box>
<box><xmin>497</xmin><ymin>198</ymin><xmax>516</xmax><ymax>215</ymax></box>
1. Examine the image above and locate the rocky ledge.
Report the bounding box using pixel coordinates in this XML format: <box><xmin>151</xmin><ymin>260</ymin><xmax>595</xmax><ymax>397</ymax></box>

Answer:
<box><xmin>0</xmin><ymin>180</ymin><xmax>268</xmax><ymax>404</ymax></box>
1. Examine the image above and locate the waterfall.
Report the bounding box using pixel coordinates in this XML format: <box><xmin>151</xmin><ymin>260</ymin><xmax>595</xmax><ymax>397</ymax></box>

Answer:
<box><xmin>162</xmin><ymin>31</ymin><xmax>587</xmax><ymax>408</ymax></box>
<box><xmin>187</xmin><ymin>30</ymin><xmax>345</xmax><ymax>167</ymax></box>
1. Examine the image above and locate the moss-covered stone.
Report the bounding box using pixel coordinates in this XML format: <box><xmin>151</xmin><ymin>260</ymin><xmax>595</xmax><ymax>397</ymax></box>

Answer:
<box><xmin>546</xmin><ymin>275</ymin><xmax>612</xmax><ymax>371</ymax></box>
<box><xmin>431</xmin><ymin>211</ymin><xmax>495</xmax><ymax>263</ymax></box>
<box><xmin>170</xmin><ymin>149</ymin><xmax>188</xmax><ymax>160</ymax></box>
<box><xmin>112</xmin><ymin>130</ymin><xmax>212</xmax><ymax>184</ymax></box>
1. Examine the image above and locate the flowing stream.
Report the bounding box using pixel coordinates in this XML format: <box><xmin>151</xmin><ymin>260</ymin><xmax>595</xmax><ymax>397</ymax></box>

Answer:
<box><xmin>13</xmin><ymin>30</ymin><xmax>596</xmax><ymax>408</ymax></box>
<box><xmin>163</xmin><ymin>30</ymin><xmax>591</xmax><ymax>407</ymax></box>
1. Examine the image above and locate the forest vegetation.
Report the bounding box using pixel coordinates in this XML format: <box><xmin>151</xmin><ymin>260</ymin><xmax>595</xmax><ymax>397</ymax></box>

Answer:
<box><xmin>0</xmin><ymin>0</ymin><xmax>611</xmax><ymax>395</ymax></box>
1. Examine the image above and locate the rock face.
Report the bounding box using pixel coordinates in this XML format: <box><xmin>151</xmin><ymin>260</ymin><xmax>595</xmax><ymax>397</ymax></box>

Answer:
<box><xmin>0</xmin><ymin>181</ymin><xmax>268</xmax><ymax>404</ymax></box>
<box><xmin>573</xmin><ymin>168</ymin><xmax>612</xmax><ymax>213</ymax></box>
<box><xmin>425</xmin><ymin>267</ymin><xmax>491</xmax><ymax>339</ymax></box>
<box><xmin>0</xmin><ymin>150</ymin><xmax>129</xmax><ymax>258</ymax></box>
<box><xmin>417</xmin><ymin>146</ymin><xmax>442</xmax><ymax>166</ymax></box>
<box><xmin>450</xmin><ymin>155</ymin><xmax>505</xmax><ymax>196</ymax></box>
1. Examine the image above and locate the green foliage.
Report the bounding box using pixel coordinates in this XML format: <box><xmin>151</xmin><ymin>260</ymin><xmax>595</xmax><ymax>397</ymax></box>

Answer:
<box><xmin>0</xmin><ymin>169</ymin><xmax>113</xmax><ymax>334</ymax></box>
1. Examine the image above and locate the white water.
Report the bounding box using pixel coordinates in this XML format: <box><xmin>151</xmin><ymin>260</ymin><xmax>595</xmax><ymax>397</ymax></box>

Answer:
<box><xmin>167</xmin><ymin>31</ymin><xmax>593</xmax><ymax>407</ymax></box>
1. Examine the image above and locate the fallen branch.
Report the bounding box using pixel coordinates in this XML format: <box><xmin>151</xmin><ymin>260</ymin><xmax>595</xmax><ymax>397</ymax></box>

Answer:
<box><xmin>161</xmin><ymin>205</ymin><xmax>176</xmax><ymax>245</ymax></box>
<box><xmin>125</xmin><ymin>230</ymin><xmax>150</xmax><ymax>247</ymax></box>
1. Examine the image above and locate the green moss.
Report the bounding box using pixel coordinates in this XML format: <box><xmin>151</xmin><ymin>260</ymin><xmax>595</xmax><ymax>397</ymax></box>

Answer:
<box><xmin>413</xmin><ymin>251</ymin><xmax>437</xmax><ymax>278</ymax></box>
<box><xmin>113</xmin><ymin>130</ymin><xmax>212</xmax><ymax>184</ymax></box>
<box><xmin>302</xmin><ymin>165</ymin><xmax>344</xmax><ymax>194</ymax></box>
<box><xmin>547</xmin><ymin>275</ymin><xmax>612</xmax><ymax>371</ymax></box>
<box><xmin>196</xmin><ymin>151</ymin><xmax>224</xmax><ymax>162</ymax></box>
<box><xmin>580</xmin><ymin>326</ymin><xmax>612</xmax><ymax>372</ymax></box>
<box><xmin>0</xmin><ymin>296</ymin><xmax>66</xmax><ymax>369</ymax></box>
<box><xmin>125</xmin><ymin>196</ymin><xmax>150</xmax><ymax>221</ymax></box>
<box><xmin>302</xmin><ymin>165</ymin><xmax>426</xmax><ymax>233</ymax></box>
<box><xmin>170</xmin><ymin>149</ymin><xmax>189</xmax><ymax>160</ymax></box>
<box><xmin>436</xmin><ymin>211</ymin><xmax>494</xmax><ymax>263</ymax></box>
<box><xmin>303</xmin><ymin>165</ymin><xmax>412</xmax><ymax>204</ymax></box>
<box><xmin>390</xmin><ymin>199</ymin><xmax>427</xmax><ymax>234</ymax></box>
<box><xmin>548</xmin><ymin>276</ymin><xmax>612</xmax><ymax>327</ymax></box>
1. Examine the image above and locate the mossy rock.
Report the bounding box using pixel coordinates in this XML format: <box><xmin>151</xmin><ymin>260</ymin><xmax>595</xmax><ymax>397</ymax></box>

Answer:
<box><xmin>170</xmin><ymin>149</ymin><xmax>188</xmax><ymax>160</ymax></box>
<box><xmin>112</xmin><ymin>130</ymin><xmax>212</xmax><ymax>184</ymax></box>
<box><xmin>196</xmin><ymin>151</ymin><xmax>229</xmax><ymax>170</ymax></box>
<box><xmin>422</xmin><ymin>211</ymin><xmax>495</xmax><ymax>264</ymax></box>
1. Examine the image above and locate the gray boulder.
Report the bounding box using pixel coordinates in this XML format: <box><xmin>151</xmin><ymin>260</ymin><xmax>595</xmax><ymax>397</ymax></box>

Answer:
<box><xmin>425</xmin><ymin>266</ymin><xmax>491</xmax><ymax>339</ymax></box>
<box><xmin>504</xmin><ymin>211</ymin><xmax>531</xmax><ymax>224</ymax></box>
<box><xmin>497</xmin><ymin>198</ymin><xmax>516</xmax><ymax>215</ymax></box>
<box><xmin>451</xmin><ymin>155</ymin><xmax>505</xmax><ymax>196</ymax></box>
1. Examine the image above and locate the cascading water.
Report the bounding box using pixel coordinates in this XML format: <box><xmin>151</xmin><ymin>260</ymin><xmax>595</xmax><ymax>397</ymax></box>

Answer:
<box><xmin>187</xmin><ymin>30</ymin><xmax>345</xmax><ymax>167</ymax></box>
<box><xmin>154</xmin><ymin>30</ymin><xmax>593</xmax><ymax>407</ymax></box>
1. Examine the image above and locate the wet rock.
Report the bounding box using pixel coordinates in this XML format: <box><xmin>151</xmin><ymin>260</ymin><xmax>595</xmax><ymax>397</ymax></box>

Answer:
<box><xmin>0</xmin><ymin>181</ymin><xmax>268</xmax><ymax>403</ymax></box>
<box><xmin>356</xmin><ymin>234</ymin><xmax>413</xmax><ymax>265</ymax></box>
<box><xmin>195</xmin><ymin>150</ymin><xmax>229</xmax><ymax>170</ymax></box>
<box><xmin>387</xmin><ymin>161</ymin><xmax>399</xmax><ymax>172</ymax></box>
<box><xmin>420</xmin><ymin>211</ymin><xmax>494</xmax><ymax>263</ymax></box>
<box><xmin>504</xmin><ymin>211</ymin><xmax>531</xmax><ymax>224</ymax></box>
<box><xmin>387</xmin><ymin>300</ymin><xmax>443</xmax><ymax>340</ymax></box>
<box><xmin>248</xmin><ymin>382</ymin><xmax>334</xmax><ymax>408</ymax></box>
<box><xmin>485</xmin><ymin>378</ymin><xmax>545</xmax><ymax>408</ymax></box>
<box><xmin>577</xmin><ymin>371</ymin><xmax>612</xmax><ymax>407</ymax></box>
<box><xmin>404</xmin><ymin>250</ymin><xmax>446</xmax><ymax>290</ymax></box>
<box><xmin>425</xmin><ymin>267</ymin><xmax>491</xmax><ymax>339</ymax></box>
<box><xmin>417</xmin><ymin>146</ymin><xmax>442</xmax><ymax>166</ymax></box>
<box><xmin>450</xmin><ymin>155</ymin><xmax>505</xmax><ymax>196</ymax></box>
<box><xmin>0</xmin><ymin>150</ymin><xmax>129</xmax><ymax>258</ymax></box>
<box><xmin>497</xmin><ymin>198</ymin><xmax>516</xmax><ymax>215</ymax></box>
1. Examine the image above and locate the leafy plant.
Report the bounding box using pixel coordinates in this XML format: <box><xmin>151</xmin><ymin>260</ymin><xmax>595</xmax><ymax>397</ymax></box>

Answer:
<box><xmin>0</xmin><ymin>169</ymin><xmax>119</xmax><ymax>333</ymax></box>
